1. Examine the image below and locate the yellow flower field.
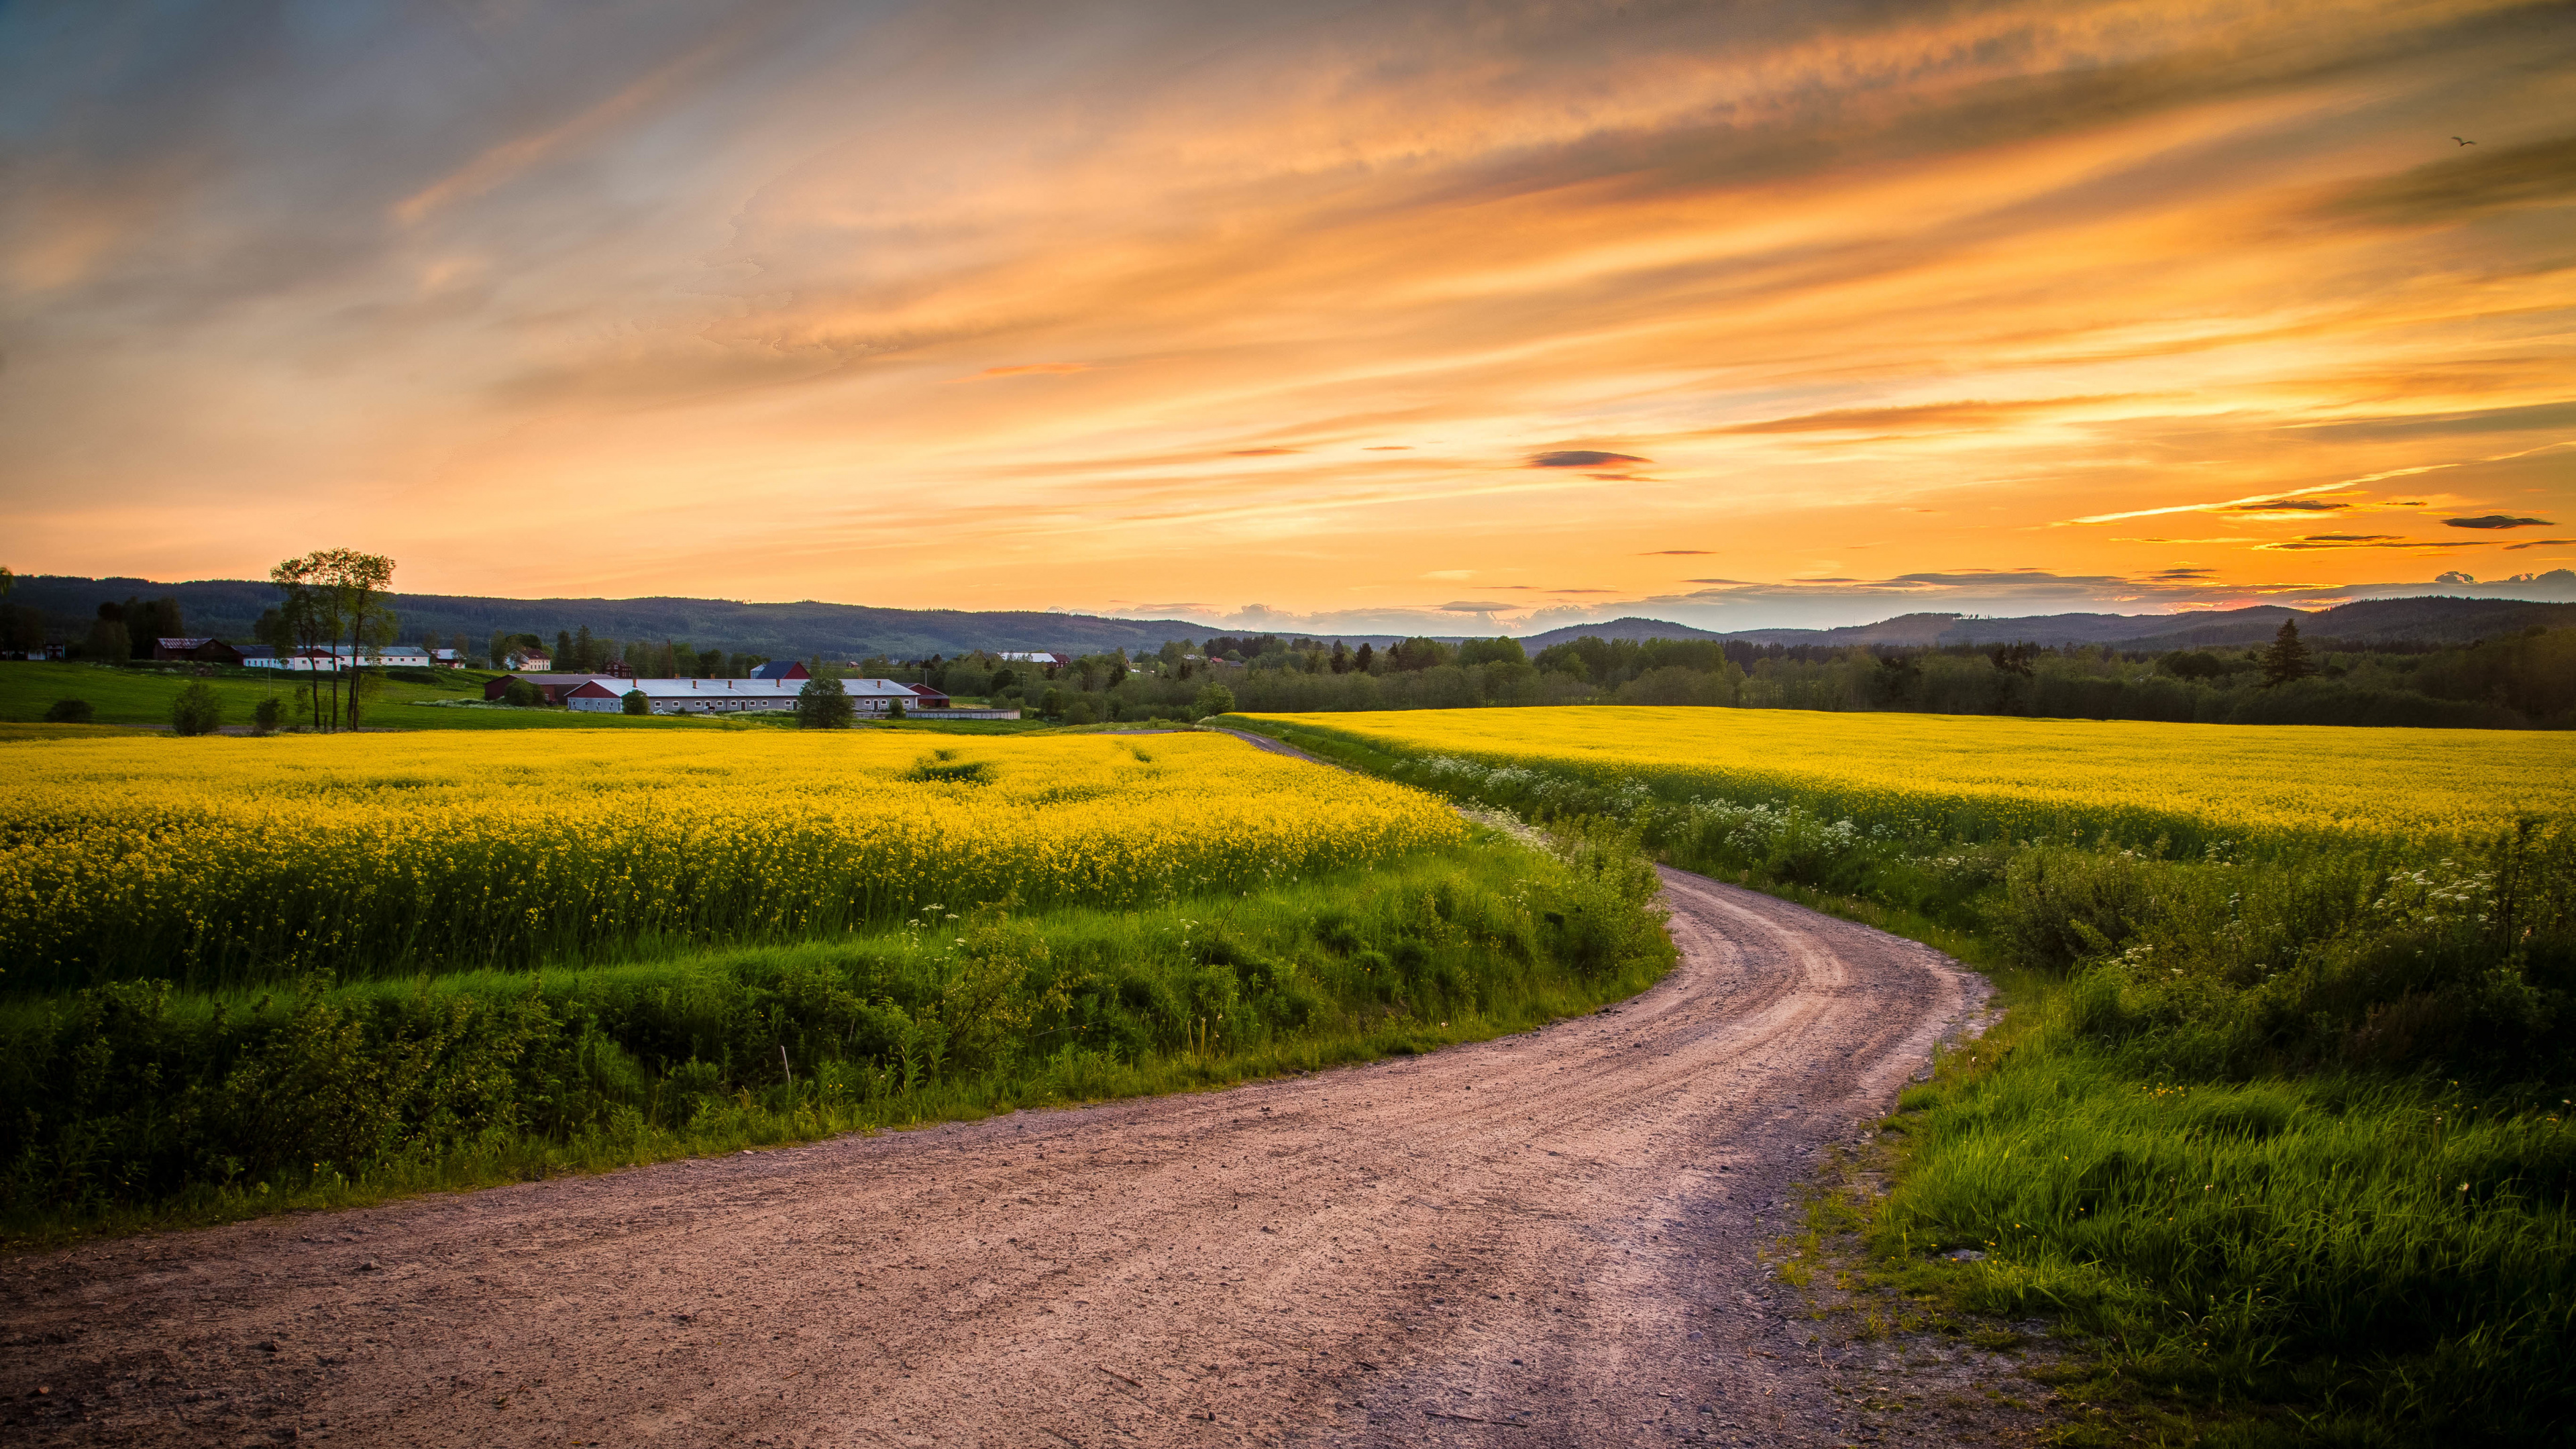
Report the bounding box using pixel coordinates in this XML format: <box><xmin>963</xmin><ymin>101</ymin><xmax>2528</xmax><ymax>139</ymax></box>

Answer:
<box><xmin>1241</xmin><ymin>708</ymin><xmax>2575</xmax><ymax>848</ymax></box>
<box><xmin>0</xmin><ymin>731</ymin><xmax>1461</xmax><ymax>987</ymax></box>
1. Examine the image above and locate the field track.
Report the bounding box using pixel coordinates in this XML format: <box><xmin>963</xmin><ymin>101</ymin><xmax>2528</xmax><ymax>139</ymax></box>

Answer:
<box><xmin>1</xmin><ymin>749</ymin><xmax>1995</xmax><ymax>1446</ymax></box>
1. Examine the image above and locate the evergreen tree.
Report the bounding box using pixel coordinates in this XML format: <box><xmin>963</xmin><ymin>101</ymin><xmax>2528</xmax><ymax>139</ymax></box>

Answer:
<box><xmin>2262</xmin><ymin>618</ymin><xmax>2316</xmax><ymax>687</ymax></box>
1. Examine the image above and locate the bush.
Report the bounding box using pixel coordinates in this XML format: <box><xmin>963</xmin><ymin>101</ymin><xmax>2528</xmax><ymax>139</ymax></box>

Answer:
<box><xmin>795</xmin><ymin>675</ymin><xmax>853</xmax><ymax>729</ymax></box>
<box><xmin>251</xmin><ymin>696</ymin><xmax>284</xmax><ymax>735</ymax></box>
<box><xmin>622</xmin><ymin>690</ymin><xmax>649</xmax><ymax>716</ymax></box>
<box><xmin>170</xmin><ymin>681</ymin><xmax>223</xmax><ymax>736</ymax></box>
<box><xmin>42</xmin><ymin>698</ymin><xmax>93</xmax><ymax>724</ymax></box>
<box><xmin>1193</xmin><ymin>682</ymin><xmax>1237</xmax><ymax>718</ymax></box>
<box><xmin>1064</xmin><ymin>699</ymin><xmax>1097</xmax><ymax>727</ymax></box>
<box><xmin>502</xmin><ymin>679</ymin><xmax>545</xmax><ymax>708</ymax></box>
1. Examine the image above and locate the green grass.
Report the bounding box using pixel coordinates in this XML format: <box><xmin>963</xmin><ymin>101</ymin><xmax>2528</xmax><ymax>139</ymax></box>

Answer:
<box><xmin>0</xmin><ymin>828</ymin><xmax>1673</xmax><ymax>1249</ymax></box>
<box><xmin>0</xmin><ymin>661</ymin><xmax>1050</xmax><ymax>733</ymax></box>
<box><xmin>1219</xmin><ymin>713</ymin><xmax>2576</xmax><ymax>1446</ymax></box>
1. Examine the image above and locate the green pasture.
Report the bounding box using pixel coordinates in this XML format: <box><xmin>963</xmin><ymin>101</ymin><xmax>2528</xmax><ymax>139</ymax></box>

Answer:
<box><xmin>0</xmin><ymin>662</ymin><xmax>1032</xmax><ymax>733</ymax></box>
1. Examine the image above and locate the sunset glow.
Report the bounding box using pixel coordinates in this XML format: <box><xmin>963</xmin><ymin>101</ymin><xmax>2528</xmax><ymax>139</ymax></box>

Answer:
<box><xmin>3</xmin><ymin>0</ymin><xmax>2570</xmax><ymax>632</ymax></box>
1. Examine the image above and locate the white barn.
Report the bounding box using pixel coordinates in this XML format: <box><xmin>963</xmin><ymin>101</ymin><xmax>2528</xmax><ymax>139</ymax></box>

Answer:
<box><xmin>564</xmin><ymin>677</ymin><xmax>925</xmax><ymax>716</ymax></box>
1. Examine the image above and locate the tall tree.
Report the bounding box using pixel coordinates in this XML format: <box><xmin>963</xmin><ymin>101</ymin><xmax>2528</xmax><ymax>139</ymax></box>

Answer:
<box><xmin>2262</xmin><ymin>618</ymin><xmax>2316</xmax><ymax>688</ymax></box>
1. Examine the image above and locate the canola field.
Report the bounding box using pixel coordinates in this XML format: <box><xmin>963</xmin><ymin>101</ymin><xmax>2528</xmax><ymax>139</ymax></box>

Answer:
<box><xmin>0</xmin><ymin>731</ymin><xmax>1462</xmax><ymax>989</ymax></box>
<box><xmin>1238</xmin><ymin>707</ymin><xmax>2575</xmax><ymax>851</ymax></box>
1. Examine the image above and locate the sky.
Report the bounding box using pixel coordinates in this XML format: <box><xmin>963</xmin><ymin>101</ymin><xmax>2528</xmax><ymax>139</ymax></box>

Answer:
<box><xmin>2</xmin><ymin>0</ymin><xmax>2571</xmax><ymax>636</ymax></box>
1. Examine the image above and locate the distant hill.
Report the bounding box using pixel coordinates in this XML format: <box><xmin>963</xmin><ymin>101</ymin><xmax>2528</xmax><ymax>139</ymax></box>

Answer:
<box><xmin>1520</xmin><ymin>592</ymin><xmax>2576</xmax><ymax>653</ymax></box>
<box><xmin>1515</xmin><ymin>616</ymin><xmax>1728</xmax><ymax>650</ymax></box>
<box><xmin>3</xmin><ymin>576</ymin><xmax>1218</xmax><ymax>660</ymax></box>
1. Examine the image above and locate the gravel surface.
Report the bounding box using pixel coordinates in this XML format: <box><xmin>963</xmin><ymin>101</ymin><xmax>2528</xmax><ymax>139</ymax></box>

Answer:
<box><xmin>0</xmin><ymin>859</ymin><xmax>2004</xmax><ymax>1447</ymax></box>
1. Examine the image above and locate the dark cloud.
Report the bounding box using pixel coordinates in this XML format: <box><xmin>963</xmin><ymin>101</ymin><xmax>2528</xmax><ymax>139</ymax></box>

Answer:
<box><xmin>2506</xmin><ymin>538</ymin><xmax>2576</xmax><ymax>550</ymax></box>
<box><xmin>2259</xmin><ymin>535</ymin><xmax>2489</xmax><ymax>550</ymax></box>
<box><xmin>2223</xmin><ymin>498</ymin><xmax>2350</xmax><ymax>513</ymax></box>
<box><xmin>2446</xmin><ymin>514</ymin><xmax>2555</xmax><ymax>529</ymax></box>
<box><xmin>1530</xmin><ymin>450</ymin><xmax>1646</xmax><ymax>468</ymax></box>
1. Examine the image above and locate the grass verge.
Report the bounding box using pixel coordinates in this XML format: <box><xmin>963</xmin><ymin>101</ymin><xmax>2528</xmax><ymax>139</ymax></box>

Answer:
<box><xmin>1221</xmin><ymin>712</ymin><xmax>2576</xmax><ymax>1447</ymax></box>
<box><xmin>0</xmin><ymin>828</ymin><xmax>1672</xmax><ymax>1251</ymax></box>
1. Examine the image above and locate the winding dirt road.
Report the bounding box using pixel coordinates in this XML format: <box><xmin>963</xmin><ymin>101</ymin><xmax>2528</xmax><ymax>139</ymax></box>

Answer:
<box><xmin>3</xmin><ymin>868</ymin><xmax>1988</xmax><ymax>1448</ymax></box>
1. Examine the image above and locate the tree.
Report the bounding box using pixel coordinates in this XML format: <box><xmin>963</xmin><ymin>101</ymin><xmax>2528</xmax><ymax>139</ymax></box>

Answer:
<box><xmin>309</xmin><ymin>549</ymin><xmax>395</xmax><ymax>730</ymax></box>
<box><xmin>268</xmin><ymin>556</ymin><xmax>333</xmax><ymax>728</ymax></box>
<box><xmin>2262</xmin><ymin>619</ymin><xmax>2316</xmax><ymax>687</ymax></box>
<box><xmin>796</xmin><ymin>675</ymin><xmax>853</xmax><ymax>729</ymax></box>
<box><xmin>1870</xmin><ymin>651</ymin><xmax>1922</xmax><ymax>706</ymax></box>
<box><xmin>172</xmin><ymin>680</ymin><xmax>223</xmax><ymax>736</ymax></box>
<box><xmin>44</xmin><ymin>698</ymin><xmax>93</xmax><ymax>723</ymax></box>
<box><xmin>252</xmin><ymin>696</ymin><xmax>284</xmax><ymax>735</ymax></box>
<box><xmin>1987</xmin><ymin>642</ymin><xmax>2039</xmax><ymax>678</ymax></box>
<box><xmin>887</xmin><ymin>696</ymin><xmax>906</xmax><ymax>721</ymax></box>
<box><xmin>1193</xmin><ymin>682</ymin><xmax>1236</xmax><ymax>718</ymax></box>
<box><xmin>1354</xmin><ymin>642</ymin><xmax>1376</xmax><ymax>674</ymax></box>
<box><xmin>1330</xmin><ymin>641</ymin><xmax>1351</xmax><ymax>674</ymax></box>
<box><xmin>503</xmin><ymin>679</ymin><xmax>545</xmax><ymax>708</ymax></box>
<box><xmin>622</xmin><ymin>689</ymin><xmax>650</xmax><ymax>716</ymax></box>
<box><xmin>80</xmin><ymin>615</ymin><xmax>129</xmax><ymax>662</ymax></box>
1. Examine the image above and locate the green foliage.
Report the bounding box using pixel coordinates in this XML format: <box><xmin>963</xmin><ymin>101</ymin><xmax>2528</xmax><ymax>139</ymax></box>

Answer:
<box><xmin>794</xmin><ymin>674</ymin><xmax>853</xmax><ymax>728</ymax></box>
<box><xmin>251</xmin><ymin>695</ymin><xmax>284</xmax><ymax>735</ymax></box>
<box><xmin>501</xmin><ymin>678</ymin><xmax>545</xmax><ymax>708</ymax></box>
<box><xmin>621</xmin><ymin>689</ymin><xmax>649</xmax><ymax>716</ymax></box>
<box><xmin>0</xmin><ymin>840</ymin><xmax>1672</xmax><ymax>1240</ymax></box>
<box><xmin>42</xmin><ymin>698</ymin><xmax>92</xmax><ymax>724</ymax></box>
<box><xmin>170</xmin><ymin>680</ymin><xmax>223</xmax><ymax>736</ymax></box>
<box><xmin>1192</xmin><ymin>682</ymin><xmax>1236</xmax><ymax>717</ymax></box>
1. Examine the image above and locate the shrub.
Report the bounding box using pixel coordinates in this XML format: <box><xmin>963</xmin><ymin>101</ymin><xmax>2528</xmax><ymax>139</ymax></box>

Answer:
<box><xmin>502</xmin><ymin>679</ymin><xmax>545</xmax><ymax>708</ymax></box>
<box><xmin>1193</xmin><ymin>683</ymin><xmax>1237</xmax><ymax>718</ymax></box>
<box><xmin>170</xmin><ymin>681</ymin><xmax>223</xmax><ymax>736</ymax></box>
<box><xmin>795</xmin><ymin>676</ymin><xmax>853</xmax><ymax>729</ymax></box>
<box><xmin>622</xmin><ymin>690</ymin><xmax>649</xmax><ymax>716</ymax></box>
<box><xmin>42</xmin><ymin>698</ymin><xmax>93</xmax><ymax>724</ymax></box>
<box><xmin>251</xmin><ymin>696</ymin><xmax>284</xmax><ymax>735</ymax></box>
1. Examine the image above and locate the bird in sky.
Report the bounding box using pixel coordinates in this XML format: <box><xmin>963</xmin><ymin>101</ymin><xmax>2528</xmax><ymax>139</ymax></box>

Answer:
<box><xmin>2453</xmin><ymin>136</ymin><xmax>2477</xmax><ymax>145</ymax></box>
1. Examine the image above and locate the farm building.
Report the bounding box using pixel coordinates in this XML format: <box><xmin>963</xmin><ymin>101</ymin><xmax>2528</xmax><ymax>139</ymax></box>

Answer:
<box><xmin>907</xmin><ymin>683</ymin><xmax>952</xmax><ymax>708</ymax></box>
<box><xmin>561</xmin><ymin>676</ymin><xmax>923</xmax><ymax>715</ymax></box>
<box><xmin>484</xmin><ymin>672</ymin><xmax>637</xmax><ymax>705</ymax></box>
<box><xmin>749</xmin><ymin>660</ymin><xmax>810</xmax><ymax>681</ymax></box>
<box><xmin>248</xmin><ymin>645</ymin><xmax>433</xmax><ymax>672</ymax></box>
<box><xmin>152</xmin><ymin>637</ymin><xmax>246</xmax><ymax>665</ymax></box>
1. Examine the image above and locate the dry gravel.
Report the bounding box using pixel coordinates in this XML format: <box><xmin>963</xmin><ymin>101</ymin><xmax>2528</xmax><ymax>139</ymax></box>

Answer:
<box><xmin>2</xmin><ymin>864</ymin><xmax>2018</xmax><ymax>1447</ymax></box>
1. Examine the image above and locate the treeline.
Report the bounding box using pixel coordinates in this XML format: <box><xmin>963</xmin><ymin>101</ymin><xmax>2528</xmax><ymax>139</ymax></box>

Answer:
<box><xmin>977</xmin><ymin>624</ymin><xmax>2576</xmax><ymax>729</ymax></box>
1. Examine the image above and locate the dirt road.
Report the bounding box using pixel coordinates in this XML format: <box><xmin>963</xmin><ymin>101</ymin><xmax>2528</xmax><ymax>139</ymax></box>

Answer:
<box><xmin>2</xmin><ymin>869</ymin><xmax>1988</xmax><ymax>1448</ymax></box>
